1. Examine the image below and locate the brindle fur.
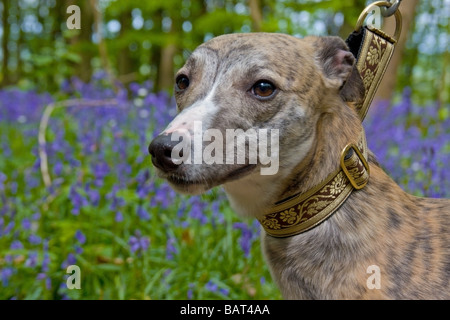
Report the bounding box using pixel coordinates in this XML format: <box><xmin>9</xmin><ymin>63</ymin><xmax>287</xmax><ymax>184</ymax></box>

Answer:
<box><xmin>149</xmin><ymin>33</ymin><xmax>450</xmax><ymax>299</ymax></box>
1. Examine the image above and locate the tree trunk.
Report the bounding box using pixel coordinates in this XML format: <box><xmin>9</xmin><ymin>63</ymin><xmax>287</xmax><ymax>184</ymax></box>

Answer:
<box><xmin>14</xmin><ymin>1</ymin><xmax>22</xmax><ymax>84</ymax></box>
<box><xmin>1</xmin><ymin>0</ymin><xmax>10</xmax><ymax>86</ymax></box>
<box><xmin>67</xmin><ymin>0</ymin><xmax>94</xmax><ymax>83</ymax></box>
<box><xmin>156</xmin><ymin>11</ymin><xmax>179</xmax><ymax>92</ymax></box>
<box><xmin>249</xmin><ymin>0</ymin><xmax>263</xmax><ymax>32</ymax></box>
<box><xmin>158</xmin><ymin>43</ymin><xmax>177</xmax><ymax>91</ymax></box>
<box><xmin>90</xmin><ymin>0</ymin><xmax>114</xmax><ymax>84</ymax></box>
<box><xmin>118</xmin><ymin>10</ymin><xmax>133</xmax><ymax>77</ymax></box>
<box><xmin>374</xmin><ymin>0</ymin><xmax>419</xmax><ymax>102</ymax></box>
<box><xmin>152</xmin><ymin>9</ymin><xmax>163</xmax><ymax>91</ymax></box>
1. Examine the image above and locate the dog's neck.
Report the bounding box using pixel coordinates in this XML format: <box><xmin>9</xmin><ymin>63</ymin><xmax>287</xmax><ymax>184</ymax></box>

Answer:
<box><xmin>223</xmin><ymin>97</ymin><xmax>363</xmax><ymax>219</ymax></box>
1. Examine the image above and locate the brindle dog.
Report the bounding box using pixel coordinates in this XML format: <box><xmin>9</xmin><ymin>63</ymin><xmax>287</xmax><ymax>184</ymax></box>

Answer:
<box><xmin>149</xmin><ymin>33</ymin><xmax>449</xmax><ymax>299</ymax></box>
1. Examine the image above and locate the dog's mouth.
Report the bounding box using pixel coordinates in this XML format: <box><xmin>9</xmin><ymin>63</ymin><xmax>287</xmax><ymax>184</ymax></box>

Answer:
<box><xmin>164</xmin><ymin>164</ymin><xmax>257</xmax><ymax>194</ymax></box>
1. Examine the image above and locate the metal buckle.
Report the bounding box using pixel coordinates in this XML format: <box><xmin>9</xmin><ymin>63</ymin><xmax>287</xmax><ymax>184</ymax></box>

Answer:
<box><xmin>340</xmin><ymin>143</ymin><xmax>370</xmax><ymax>190</ymax></box>
<box><xmin>355</xmin><ymin>1</ymin><xmax>402</xmax><ymax>41</ymax></box>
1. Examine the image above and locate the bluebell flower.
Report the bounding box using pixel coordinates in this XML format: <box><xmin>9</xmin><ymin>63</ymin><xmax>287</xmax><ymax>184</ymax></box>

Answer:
<box><xmin>166</xmin><ymin>236</ymin><xmax>178</xmax><ymax>260</ymax></box>
<box><xmin>70</xmin><ymin>186</ymin><xmax>88</xmax><ymax>215</ymax></box>
<box><xmin>75</xmin><ymin>230</ymin><xmax>86</xmax><ymax>245</ymax></box>
<box><xmin>233</xmin><ymin>222</ymin><xmax>259</xmax><ymax>258</ymax></box>
<box><xmin>219</xmin><ymin>288</ymin><xmax>229</xmax><ymax>296</ymax></box>
<box><xmin>31</xmin><ymin>211</ymin><xmax>41</xmax><ymax>220</ymax></box>
<box><xmin>115</xmin><ymin>211</ymin><xmax>124</xmax><ymax>222</ymax></box>
<box><xmin>25</xmin><ymin>251</ymin><xmax>38</xmax><ymax>268</ymax></box>
<box><xmin>205</xmin><ymin>280</ymin><xmax>218</xmax><ymax>293</ymax></box>
<box><xmin>128</xmin><ymin>231</ymin><xmax>150</xmax><ymax>254</ymax></box>
<box><xmin>3</xmin><ymin>221</ymin><xmax>14</xmax><ymax>236</ymax></box>
<box><xmin>75</xmin><ymin>245</ymin><xmax>83</xmax><ymax>255</ymax></box>
<box><xmin>187</xmin><ymin>288</ymin><xmax>193</xmax><ymax>299</ymax></box>
<box><xmin>61</xmin><ymin>253</ymin><xmax>77</xmax><ymax>269</ymax></box>
<box><xmin>36</xmin><ymin>273</ymin><xmax>46</xmax><ymax>280</ymax></box>
<box><xmin>42</xmin><ymin>252</ymin><xmax>50</xmax><ymax>273</ymax></box>
<box><xmin>1</xmin><ymin>267</ymin><xmax>14</xmax><ymax>286</ymax></box>
<box><xmin>45</xmin><ymin>277</ymin><xmax>52</xmax><ymax>290</ymax></box>
<box><xmin>22</xmin><ymin>218</ymin><xmax>31</xmax><ymax>230</ymax></box>
<box><xmin>28</xmin><ymin>234</ymin><xmax>42</xmax><ymax>245</ymax></box>
<box><xmin>10</xmin><ymin>240</ymin><xmax>23</xmax><ymax>250</ymax></box>
<box><xmin>140</xmin><ymin>237</ymin><xmax>150</xmax><ymax>252</ymax></box>
<box><xmin>67</xmin><ymin>253</ymin><xmax>76</xmax><ymax>265</ymax></box>
<box><xmin>0</xmin><ymin>172</ymin><xmax>6</xmax><ymax>191</ymax></box>
<box><xmin>137</xmin><ymin>206</ymin><xmax>151</xmax><ymax>221</ymax></box>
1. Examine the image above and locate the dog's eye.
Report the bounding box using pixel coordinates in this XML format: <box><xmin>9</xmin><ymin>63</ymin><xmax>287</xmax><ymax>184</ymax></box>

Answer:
<box><xmin>176</xmin><ymin>75</ymin><xmax>190</xmax><ymax>91</ymax></box>
<box><xmin>251</xmin><ymin>80</ymin><xmax>276</xmax><ymax>98</ymax></box>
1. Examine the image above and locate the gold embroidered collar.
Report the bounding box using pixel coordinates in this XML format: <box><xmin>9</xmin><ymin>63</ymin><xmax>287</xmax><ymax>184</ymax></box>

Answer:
<box><xmin>257</xmin><ymin>4</ymin><xmax>402</xmax><ymax>237</ymax></box>
<box><xmin>258</xmin><ymin>130</ymin><xmax>370</xmax><ymax>237</ymax></box>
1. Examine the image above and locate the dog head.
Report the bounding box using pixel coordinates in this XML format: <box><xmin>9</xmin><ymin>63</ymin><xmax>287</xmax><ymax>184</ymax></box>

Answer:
<box><xmin>148</xmin><ymin>33</ymin><xmax>364</xmax><ymax>195</ymax></box>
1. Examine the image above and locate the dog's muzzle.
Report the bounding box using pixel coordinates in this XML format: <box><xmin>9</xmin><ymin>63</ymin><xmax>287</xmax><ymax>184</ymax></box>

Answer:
<box><xmin>148</xmin><ymin>134</ymin><xmax>180</xmax><ymax>172</ymax></box>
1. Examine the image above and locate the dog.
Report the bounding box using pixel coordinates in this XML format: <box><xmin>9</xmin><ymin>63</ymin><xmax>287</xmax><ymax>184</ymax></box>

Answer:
<box><xmin>148</xmin><ymin>33</ymin><xmax>450</xmax><ymax>299</ymax></box>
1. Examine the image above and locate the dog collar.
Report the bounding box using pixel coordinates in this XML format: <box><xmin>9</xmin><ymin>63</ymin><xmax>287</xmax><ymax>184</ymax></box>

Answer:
<box><xmin>257</xmin><ymin>6</ymin><xmax>401</xmax><ymax>237</ymax></box>
<box><xmin>258</xmin><ymin>130</ymin><xmax>370</xmax><ymax>237</ymax></box>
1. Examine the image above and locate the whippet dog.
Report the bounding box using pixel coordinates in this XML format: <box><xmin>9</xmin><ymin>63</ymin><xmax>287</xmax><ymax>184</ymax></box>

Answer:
<box><xmin>148</xmin><ymin>33</ymin><xmax>449</xmax><ymax>299</ymax></box>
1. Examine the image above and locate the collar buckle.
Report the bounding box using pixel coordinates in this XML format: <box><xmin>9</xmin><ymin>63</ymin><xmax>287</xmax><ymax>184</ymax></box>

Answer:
<box><xmin>340</xmin><ymin>143</ymin><xmax>370</xmax><ymax>190</ymax></box>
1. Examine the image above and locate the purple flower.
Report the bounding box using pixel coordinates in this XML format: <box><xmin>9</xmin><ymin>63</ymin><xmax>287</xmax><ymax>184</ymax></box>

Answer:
<box><xmin>67</xmin><ymin>253</ymin><xmax>76</xmax><ymax>265</ymax></box>
<box><xmin>36</xmin><ymin>273</ymin><xmax>46</xmax><ymax>280</ymax></box>
<box><xmin>0</xmin><ymin>172</ymin><xmax>6</xmax><ymax>191</ymax></box>
<box><xmin>137</xmin><ymin>206</ymin><xmax>150</xmax><ymax>221</ymax></box>
<box><xmin>42</xmin><ymin>253</ymin><xmax>50</xmax><ymax>272</ymax></box>
<box><xmin>22</xmin><ymin>218</ymin><xmax>31</xmax><ymax>230</ymax></box>
<box><xmin>128</xmin><ymin>231</ymin><xmax>150</xmax><ymax>254</ymax></box>
<box><xmin>10</xmin><ymin>240</ymin><xmax>23</xmax><ymax>250</ymax></box>
<box><xmin>140</xmin><ymin>237</ymin><xmax>150</xmax><ymax>251</ymax></box>
<box><xmin>166</xmin><ymin>236</ymin><xmax>178</xmax><ymax>260</ymax></box>
<box><xmin>152</xmin><ymin>183</ymin><xmax>176</xmax><ymax>209</ymax></box>
<box><xmin>70</xmin><ymin>186</ymin><xmax>88</xmax><ymax>215</ymax></box>
<box><xmin>219</xmin><ymin>288</ymin><xmax>229</xmax><ymax>296</ymax></box>
<box><xmin>129</xmin><ymin>236</ymin><xmax>140</xmax><ymax>253</ymax></box>
<box><xmin>115</xmin><ymin>211</ymin><xmax>124</xmax><ymax>222</ymax></box>
<box><xmin>3</xmin><ymin>221</ymin><xmax>15</xmax><ymax>236</ymax></box>
<box><xmin>92</xmin><ymin>161</ymin><xmax>110</xmax><ymax>186</ymax></box>
<box><xmin>1</xmin><ymin>267</ymin><xmax>15</xmax><ymax>286</ymax></box>
<box><xmin>32</xmin><ymin>211</ymin><xmax>41</xmax><ymax>221</ymax></box>
<box><xmin>25</xmin><ymin>251</ymin><xmax>38</xmax><ymax>268</ymax></box>
<box><xmin>75</xmin><ymin>245</ymin><xmax>83</xmax><ymax>254</ymax></box>
<box><xmin>75</xmin><ymin>230</ymin><xmax>86</xmax><ymax>245</ymax></box>
<box><xmin>45</xmin><ymin>277</ymin><xmax>52</xmax><ymax>290</ymax></box>
<box><xmin>205</xmin><ymin>280</ymin><xmax>218</xmax><ymax>292</ymax></box>
<box><xmin>53</xmin><ymin>161</ymin><xmax>64</xmax><ymax>176</ymax></box>
<box><xmin>28</xmin><ymin>234</ymin><xmax>42</xmax><ymax>245</ymax></box>
<box><xmin>233</xmin><ymin>222</ymin><xmax>260</xmax><ymax>258</ymax></box>
<box><xmin>87</xmin><ymin>188</ymin><xmax>100</xmax><ymax>206</ymax></box>
<box><xmin>61</xmin><ymin>253</ymin><xmax>77</xmax><ymax>269</ymax></box>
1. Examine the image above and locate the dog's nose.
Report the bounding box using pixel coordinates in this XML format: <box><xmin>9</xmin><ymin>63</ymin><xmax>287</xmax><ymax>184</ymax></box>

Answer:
<box><xmin>148</xmin><ymin>134</ymin><xmax>181</xmax><ymax>172</ymax></box>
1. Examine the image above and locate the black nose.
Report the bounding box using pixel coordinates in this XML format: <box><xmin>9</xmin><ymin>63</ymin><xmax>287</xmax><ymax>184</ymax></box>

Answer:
<box><xmin>148</xmin><ymin>134</ymin><xmax>181</xmax><ymax>172</ymax></box>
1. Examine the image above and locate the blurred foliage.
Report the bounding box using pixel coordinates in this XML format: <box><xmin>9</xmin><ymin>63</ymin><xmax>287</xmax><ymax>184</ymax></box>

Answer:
<box><xmin>0</xmin><ymin>0</ymin><xmax>448</xmax><ymax>104</ymax></box>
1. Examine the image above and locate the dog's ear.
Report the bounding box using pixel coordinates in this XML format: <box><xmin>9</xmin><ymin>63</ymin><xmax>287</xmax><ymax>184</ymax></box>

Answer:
<box><xmin>313</xmin><ymin>36</ymin><xmax>365</xmax><ymax>103</ymax></box>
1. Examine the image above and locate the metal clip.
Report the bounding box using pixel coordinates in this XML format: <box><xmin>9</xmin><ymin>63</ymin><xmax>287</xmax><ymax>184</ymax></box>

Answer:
<box><xmin>381</xmin><ymin>0</ymin><xmax>402</xmax><ymax>17</ymax></box>
<box><xmin>355</xmin><ymin>1</ymin><xmax>403</xmax><ymax>41</ymax></box>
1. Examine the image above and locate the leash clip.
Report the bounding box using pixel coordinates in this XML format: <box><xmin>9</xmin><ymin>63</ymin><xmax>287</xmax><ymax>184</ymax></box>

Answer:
<box><xmin>340</xmin><ymin>144</ymin><xmax>370</xmax><ymax>190</ymax></box>
<box><xmin>381</xmin><ymin>0</ymin><xmax>402</xmax><ymax>17</ymax></box>
<box><xmin>355</xmin><ymin>1</ymin><xmax>402</xmax><ymax>41</ymax></box>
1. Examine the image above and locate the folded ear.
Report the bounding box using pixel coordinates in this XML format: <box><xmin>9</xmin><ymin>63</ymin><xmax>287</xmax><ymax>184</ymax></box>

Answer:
<box><xmin>313</xmin><ymin>36</ymin><xmax>365</xmax><ymax>103</ymax></box>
